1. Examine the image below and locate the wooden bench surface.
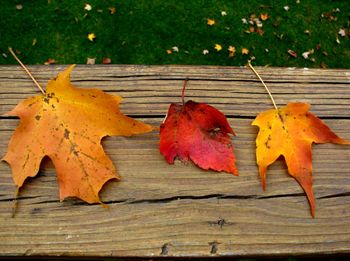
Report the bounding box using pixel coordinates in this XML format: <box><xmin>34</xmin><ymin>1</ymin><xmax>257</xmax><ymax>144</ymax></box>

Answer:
<box><xmin>1</xmin><ymin>65</ymin><xmax>350</xmax><ymax>258</ymax></box>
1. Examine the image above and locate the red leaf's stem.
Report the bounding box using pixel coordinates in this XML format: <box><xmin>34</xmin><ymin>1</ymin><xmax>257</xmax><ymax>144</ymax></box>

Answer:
<box><xmin>247</xmin><ymin>60</ymin><xmax>278</xmax><ymax>110</ymax></box>
<box><xmin>8</xmin><ymin>47</ymin><xmax>45</xmax><ymax>95</ymax></box>
<box><xmin>182</xmin><ymin>78</ymin><xmax>188</xmax><ymax>106</ymax></box>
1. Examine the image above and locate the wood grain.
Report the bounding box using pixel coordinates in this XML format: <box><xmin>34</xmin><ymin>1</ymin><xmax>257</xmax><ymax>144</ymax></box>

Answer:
<box><xmin>1</xmin><ymin>65</ymin><xmax>350</xmax><ymax>117</ymax></box>
<box><xmin>0</xmin><ymin>65</ymin><xmax>350</xmax><ymax>258</ymax></box>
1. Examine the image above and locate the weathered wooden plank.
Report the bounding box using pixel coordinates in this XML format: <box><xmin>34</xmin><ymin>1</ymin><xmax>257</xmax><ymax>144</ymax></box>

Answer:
<box><xmin>0</xmin><ymin>65</ymin><xmax>350</xmax><ymax>117</ymax></box>
<box><xmin>1</xmin><ymin>117</ymin><xmax>350</xmax><ymax>257</ymax></box>
<box><xmin>1</xmin><ymin>65</ymin><xmax>350</xmax><ymax>257</ymax></box>
<box><xmin>0</xmin><ymin>197</ymin><xmax>349</xmax><ymax>257</ymax></box>
<box><xmin>1</xmin><ymin>118</ymin><xmax>350</xmax><ymax>201</ymax></box>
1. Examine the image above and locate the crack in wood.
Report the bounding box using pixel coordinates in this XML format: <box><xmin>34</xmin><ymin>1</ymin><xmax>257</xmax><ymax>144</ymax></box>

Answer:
<box><xmin>209</xmin><ymin>241</ymin><xmax>220</xmax><ymax>254</ymax></box>
<box><xmin>2</xmin><ymin>191</ymin><xmax>348</xmax><ymax>205</ymax></box>
<box><xmin>318</xmin><ymin>192</ymin><xmax>350</xmax><ymax>199</ymax></box>
<box><xmin>160</xmin><ymin>242</ymin><xmax>170</xmax><ymax>255</ymax></box>
<box><xmin>0</xmin><ymin>196</ymin><xmax>39</xmax><ymax>202</ymax></box>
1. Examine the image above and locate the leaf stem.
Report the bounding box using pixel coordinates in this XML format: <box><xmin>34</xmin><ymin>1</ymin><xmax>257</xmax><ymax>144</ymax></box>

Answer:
<box><xmin>182</xmin><ymin>78</ymin><xmax>189</xmax><ymax>106</ymax></box>
<box><xmin>247</xmin><ymin>60</ymin><xmax>278</xmax><ymax>110</ymax></box>
<box><xmin>8</xmin><ymin>47</ymin><xmax>45</xmax><ymax>95</ymax></box>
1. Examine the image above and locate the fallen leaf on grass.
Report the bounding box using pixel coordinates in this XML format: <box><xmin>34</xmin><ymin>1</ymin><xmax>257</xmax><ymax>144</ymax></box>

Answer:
<box><xmin>160</xmin><ymin>80</ymin><xmax>238</xmax><ymax>175</ymax></box>
<box><xmin>228</xmin><ymin>46</ymin><xmax>236</xmax><ymax>57</ymax></box>
<box><xmin>2</xmin><ymin>65</ymin><xmax>153</xmax><ymax>203</ymax></box>
<box><xmin>44</xmin><ymin>58</ymin><xmax>56</xmax><ymax>65</ymax></box>
<box><xmin>241</xmin><ymin>48</ymin><xmax>249</xmax><ymax>55</ymax></box>
<box><xmin>88</xmin><ymin>33</ymin><xmax>96</xmax><ymax>41</ymax></box>
<box><xmin>214</xmin><ymin>44</ymin><xmax>222</xmax><ymax>51</ymax></box>
<box><xmin>256</xmin><ymin>28</ymin><xmax>264</xmax><ymax>36</ymax></box>
<box><xmin>102</xmin><ymin>58</ymin><xmax>111</xmax><ymax>64</ymax></box>
<box><xmin>86</xmin><ymin>57</ymin><xmax>96</xmax><ymax>64</ymax></box>
<box><xmin>338</xmin><ymin>28</ymin><xmax>346</xmax><ymax>37</ymax></box>
<box><xmin>302</xmin><ymin>49</ymin><xmax>314</xmax><ymax>59</ymax></box>
<box><xmin>207</xmin><ymin>19</ymin><xmax>215</xmax><ymax>26</ymax></box>
<box><xmin>260</xmin><ymin>13</ymin><xmax>269</xmax><ymax>21</ymax></box>
<box><xmin>288</xmin><ymin>49</ymin><xmax>297</xmax><ymax>58</ymax></box>
<box><xmin>84</xmin><ymin>4</ymin><xmax>92</xmax><ymax>11</ymax></box>
<box><xmin>109</xmin><ymin>7</ymin><xmax>116</xmax><ymax>14</ymax></box>
<box><xmin>321</xmin><ymin>12</ymin><xmax>336</xmax><ymax>22</ymax></box>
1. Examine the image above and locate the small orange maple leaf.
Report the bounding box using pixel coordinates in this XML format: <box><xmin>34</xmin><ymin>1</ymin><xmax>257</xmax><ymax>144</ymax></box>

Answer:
<box><xmin>2</xmin><ymin>65</ymin><xmax>153</xmax><ymax>203</ymax></box>
<box><xmin>241</xmin><ymin>48</ymin><xmax>249</xmax><ymax>55</ymax></box>
<box><xmin>207</xmin><ymin>18</ymin><xmax>215</xmax><ymax>26</ymax></box>
<box><xmin>260</xmin><ymin>13</ymin><xmax>269</xmax><ymax>20</ymax></box>
<box><xmin>214</xmin><ymin>44</ymin><xmax>222</xmax><ymax>51</ymax></box>
<box><xmin>109</xmin><ymin>7</ymin><xmax>116</xmax><ymax>14</ymax></box>
<box><xmin>88</xmin><ymin>33</ymin><xmax>96</xmax><ymax>41</ymax></box>
<box><xmin>252</xmin><ymin>102</ymin><xmax>349</xmax><ymax>217</ymax></box>
<box><xmin>228</xmin><ymin>46</ymin><xmax>236</xmax><ymax>57</ymax></box>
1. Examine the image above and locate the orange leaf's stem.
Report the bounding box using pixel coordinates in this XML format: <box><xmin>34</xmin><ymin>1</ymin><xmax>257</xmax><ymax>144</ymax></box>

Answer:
<box><xmin>8</xmin><ymin>47</ymin><xmax>45</xmax><ymax>95</ymax></box>
<box><xmin>247</xmin><ymin>60</ymin><xmax>278</xmax><ymax>110</ymax></box>
<box><xmin>182</xmin><ymin>78</ymin><xmax>188</xmax><ymax>106</ymax></box>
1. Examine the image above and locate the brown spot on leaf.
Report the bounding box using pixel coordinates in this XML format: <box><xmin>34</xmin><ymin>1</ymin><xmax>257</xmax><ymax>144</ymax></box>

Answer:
<box><xmin>267</xmin><ymin>122</ymin><xmax>272</xmax><ymax>129</ymax></box>
<box><xmin>43</xmin><ymin>97</ymin><xmax>50</xmax><ymax>104</ymax></box>
<box><xmin>35</xmin><ymin>115</ymin><xmax>41</xmax><ymax>121</ymax></box>
<box><xmin>64</xmin><ymin>129</ymin><xmax>70</xmax><ymax>139</ymax></box>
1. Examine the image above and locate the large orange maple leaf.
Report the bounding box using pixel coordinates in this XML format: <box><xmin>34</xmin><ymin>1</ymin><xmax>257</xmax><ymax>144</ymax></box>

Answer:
<box><xmin>252</xmin><ymin>102</ymin><xmax>349</xmax><ymax>217</ymax></box>
<box><xmin>2</xmin><ymin>65</ymin><xmax>152</xmax><ymax>203</ymax></box>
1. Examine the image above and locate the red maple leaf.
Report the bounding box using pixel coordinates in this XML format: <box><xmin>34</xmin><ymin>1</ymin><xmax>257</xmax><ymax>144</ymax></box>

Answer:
<box><xmin>159</xmin><ymin>80</ymin><xmax>238</xmax><ymax>175</ymax></box>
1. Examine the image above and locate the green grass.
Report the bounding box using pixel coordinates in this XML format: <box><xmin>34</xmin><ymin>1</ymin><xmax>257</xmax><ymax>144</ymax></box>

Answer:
<box><xmin>0</xmin><ymin>0</ymin><xmax>349</xmax><ymax>68</ymax></box>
